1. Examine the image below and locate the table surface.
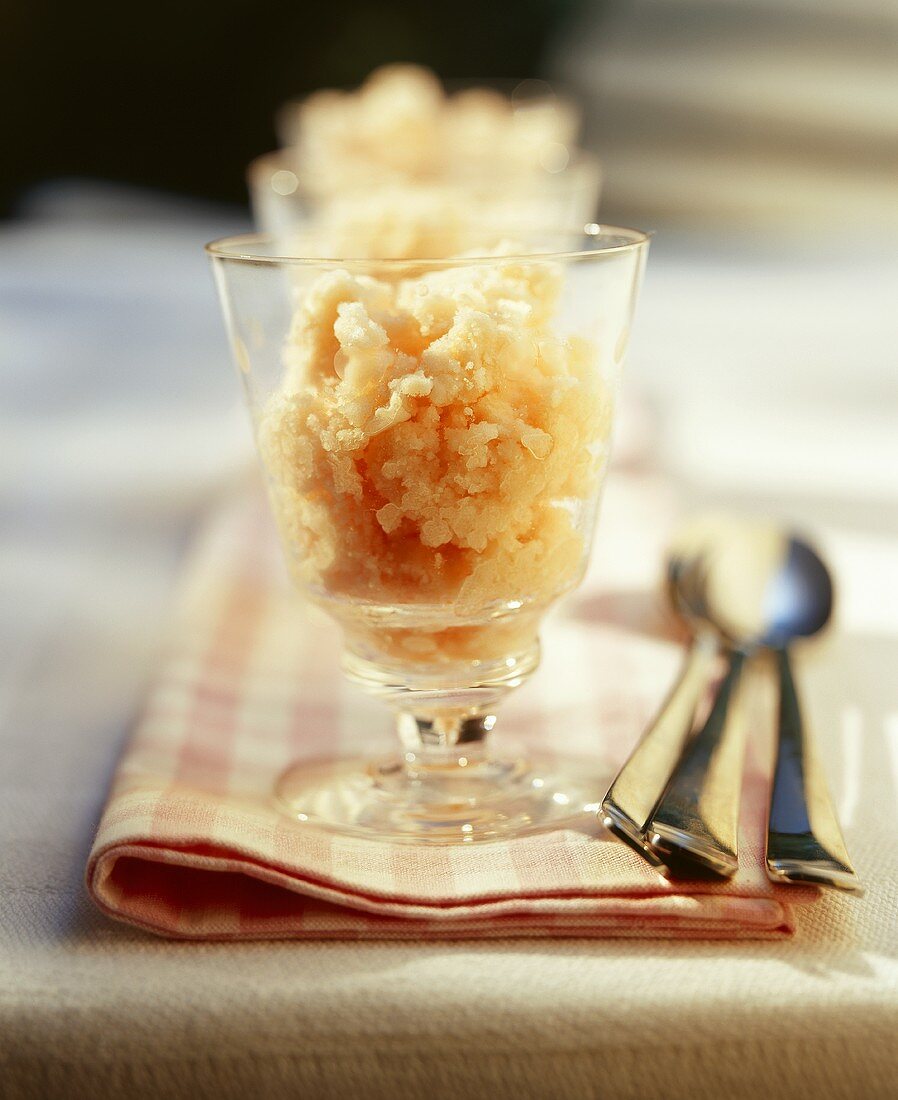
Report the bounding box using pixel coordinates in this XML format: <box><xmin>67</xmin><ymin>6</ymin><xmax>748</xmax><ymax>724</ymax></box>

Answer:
<box><xmin>2</xmin><ymin>185</ymin><xmax>897</xmax><ymax>1099</ymax></box>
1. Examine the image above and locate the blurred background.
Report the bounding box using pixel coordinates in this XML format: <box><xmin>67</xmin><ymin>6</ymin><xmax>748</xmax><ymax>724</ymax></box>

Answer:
<box><xmin>3</xmin><ymin>0</ymin><xmax>897</xmax><ymax>227</ymax></box>
<box><xmin>4</xmin><ymin>0</ymin><xmax>571</xmax><ymax>215</ymax></box>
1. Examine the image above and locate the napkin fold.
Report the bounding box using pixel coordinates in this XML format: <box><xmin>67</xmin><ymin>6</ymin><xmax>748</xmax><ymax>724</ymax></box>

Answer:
<box><xmin>86</xmin><ymin>485</ymin><xmax>803</xmax><ymax>940</ymax></box>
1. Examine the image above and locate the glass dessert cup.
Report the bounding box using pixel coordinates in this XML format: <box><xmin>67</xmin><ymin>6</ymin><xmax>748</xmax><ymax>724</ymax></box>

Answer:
<box><xmin>252</xmin><ymin>66</ymin><xmax>599</xmax><ymax>258</ymax></box>
<box><xmin>207</xmin><ymin>226</ymin><xmax>649</xmax><ymax>844</ymax></box>
<box><xmin>247</xmin><ymin>147</ymin><xmax>602</xmax><ymax>253</ymax></box>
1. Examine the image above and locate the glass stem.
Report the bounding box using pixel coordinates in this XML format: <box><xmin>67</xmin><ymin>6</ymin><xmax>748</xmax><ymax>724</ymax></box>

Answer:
<box><xmin>395</xmin><ymin>709</ymin><xmax>496</xmax><ymax>768</ymax></box>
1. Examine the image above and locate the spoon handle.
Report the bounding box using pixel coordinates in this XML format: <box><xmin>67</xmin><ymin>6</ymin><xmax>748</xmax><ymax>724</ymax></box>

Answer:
<box><xmin>766</xmin><ymin>648</ymin><xmax>861</xmax><ymax>892</ymax></box>
<box><xmin>647</xmin><ymin>649</ymin><xmax>749</xmax><ymax>878</ymax></box>
<box><xmin>601</xmin><ymin>635</ymin><xmax>719</xmax><ymax>866</ymax></box>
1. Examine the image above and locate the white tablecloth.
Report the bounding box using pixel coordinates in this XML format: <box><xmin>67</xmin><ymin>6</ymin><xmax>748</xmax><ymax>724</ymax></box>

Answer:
<box><xmin>2</xmin><ymin>185</ymin><xmax>896</xmax><ymax>1098</ymax></box>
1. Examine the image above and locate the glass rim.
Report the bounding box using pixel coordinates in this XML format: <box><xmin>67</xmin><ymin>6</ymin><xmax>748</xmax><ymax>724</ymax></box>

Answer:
<box><xmin>205</xmin><ymin>225</ymin><xmax>651</xmax><ymax>268</ymax></box>
<box><xmin>246</xmin><ymin>145</ymin><xmax>602</xmax><ymax>186</ymax></box>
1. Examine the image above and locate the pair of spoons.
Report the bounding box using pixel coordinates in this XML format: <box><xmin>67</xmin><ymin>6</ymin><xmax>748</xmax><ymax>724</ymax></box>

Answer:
<box><xmin>602</xmin><ymin>516</ymin><xmax>860</xmax><ymax>892</ymax></box>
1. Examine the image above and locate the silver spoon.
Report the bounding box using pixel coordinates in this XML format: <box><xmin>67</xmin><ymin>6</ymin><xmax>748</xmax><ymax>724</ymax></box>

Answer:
<box><xmin>601</xmin><ymin>520</ymin><xmax>728</xmax><ymax>868</ymax></box>
<box><xmin>759</xmin><ymin>538</ymin><xmax>860</xmax><ymax>891</ymax></box>
<box><xmin>649</xmin><ymin>518</ymin><xmax>860</xmax><ymax>890</ymax></box>
<box><xmin>645</xmin><ymin>519</ymin><xmax>753</xmax><ymax>878</ymax></box>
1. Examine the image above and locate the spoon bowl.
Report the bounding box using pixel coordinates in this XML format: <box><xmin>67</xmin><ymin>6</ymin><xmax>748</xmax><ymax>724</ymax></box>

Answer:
<box><xmin>668</xmin><ymin>516</ymin><xmax>832</xmax><ymax>651</ymax></box>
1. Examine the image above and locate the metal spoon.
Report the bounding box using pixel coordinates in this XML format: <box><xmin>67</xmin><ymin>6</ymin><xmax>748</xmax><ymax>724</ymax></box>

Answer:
<box><xmin>650</xmin><ymin>518</ymin><xmax>859</xmax><ymax>890</ymax></box>
<box><xmin>759</xmin><ymin>539</ymin><xmax>861</xmax><ymax>891</ymax></box>
<box><xmin>645</xmin><ymin>518</ymin><xmax>755</xmax><ymax>877</ymax></box>
<box><xmin>601</xmin><ymin>519</ymin><xmax>729</xmax><ymax>868</ymax></box>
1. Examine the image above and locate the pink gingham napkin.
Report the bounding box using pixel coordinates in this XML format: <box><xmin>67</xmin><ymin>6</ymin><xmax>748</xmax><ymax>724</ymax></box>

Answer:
<box><xmin>86</xmin><ymin>480</ymin><xmax>803</xmax><ymax>940</ymax></box>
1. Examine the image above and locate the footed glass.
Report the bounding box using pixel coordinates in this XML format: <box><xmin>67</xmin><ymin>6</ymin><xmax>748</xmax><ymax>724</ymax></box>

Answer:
<box><xmin>256</xmin><ymin>67</ymin><xmax>600</xmax><ymax>248</ymax></box>
<box><xmin>248</xmin><ymin>147</ymin><xmax>602</xmax><ymax>254</ymax></box>
<box><xmin>207</xmin><ymin>226</ymin><xmax>649</xmax><ymax>843</ymax></box>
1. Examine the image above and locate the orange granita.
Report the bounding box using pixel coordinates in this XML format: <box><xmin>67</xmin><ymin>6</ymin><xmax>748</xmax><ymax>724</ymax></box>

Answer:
<box><xmin>259</xmin><ymin>249</ymin><xmax>612</xmax><ymax>662</ymax></box>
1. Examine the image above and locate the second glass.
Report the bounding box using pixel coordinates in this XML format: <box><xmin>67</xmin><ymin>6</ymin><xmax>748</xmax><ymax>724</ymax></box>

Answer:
<box><xmin>248</xmin><ymin>148</ymin><xmax>602</xmax><ymax>256</ymax></box>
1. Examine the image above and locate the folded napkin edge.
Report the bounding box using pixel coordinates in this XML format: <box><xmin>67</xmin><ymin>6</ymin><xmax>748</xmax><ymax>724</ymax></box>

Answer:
<box><xmin>87</xmin><ymin>839</ymin><xmax>795</xmax><ymax>936</ymax></box>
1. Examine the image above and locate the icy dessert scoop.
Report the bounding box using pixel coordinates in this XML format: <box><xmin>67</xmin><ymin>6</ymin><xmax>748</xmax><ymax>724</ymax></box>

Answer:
<box><xmin>259</xmin><ymin>247</ymin><xmax>612</xmax><ymax>670</ymax></box>
<box><xmin>276</xmin><ymin>64</ymin><xmax>580</xmax><ymax>193</ymax></box>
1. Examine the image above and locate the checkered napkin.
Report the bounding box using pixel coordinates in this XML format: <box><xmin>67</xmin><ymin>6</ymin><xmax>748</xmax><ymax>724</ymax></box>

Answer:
<box><xmin>86</xmin><ymin>479</ymin><xmax>802</xmax><ymax>940</ymax></box>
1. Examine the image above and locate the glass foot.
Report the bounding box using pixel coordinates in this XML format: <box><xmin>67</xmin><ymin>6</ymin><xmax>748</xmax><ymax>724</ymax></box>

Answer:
<box><xmin>275</xmin><ymin>750</ymin><xmax>607</xmax><ymax>844</ymax></box>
